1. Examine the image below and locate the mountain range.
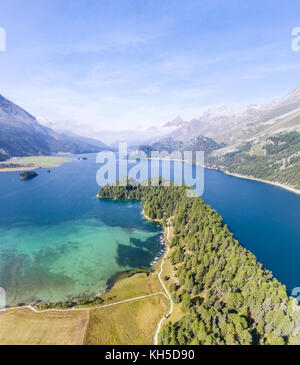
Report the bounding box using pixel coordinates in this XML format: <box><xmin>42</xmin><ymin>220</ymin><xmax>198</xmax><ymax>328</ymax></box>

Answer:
<box><xmin>0</xmin><ymin>95</ymin><xmax>109</xmax><ymax>161</ymax></box>
<box><xmin>138</xmin><ymin>85</ymin><xmax>300</xmax><ymax>191</ymax></box>
<box><xmin>138</xmin><ymin>135</ymin><xmax>224</xmax><ymax>157</ymax></box>
<box><xmin>162</xmin><ymin>85</ymin><xmax>300</xmax><ymax>145</ymax></box>
<box><xmin>1</xmin><ymin>84</ymin><xmax>299</xmax><ymax>191</ymax></box>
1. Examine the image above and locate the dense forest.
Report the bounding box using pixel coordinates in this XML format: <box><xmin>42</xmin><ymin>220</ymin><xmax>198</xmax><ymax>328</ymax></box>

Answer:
<box><xmin>208</xmin><ymin>131</ymin><xmax>300</xmax><ymax>190</ymax></box>
<box><xmin>98</xmin><ymin>180</ymin><xmax>300</xmax><ymax>345</ymax></box>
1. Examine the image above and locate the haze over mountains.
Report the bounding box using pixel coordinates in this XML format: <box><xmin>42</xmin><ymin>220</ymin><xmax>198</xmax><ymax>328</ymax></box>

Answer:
<box><xmin>137</xmin><ymin>85</ymin><xmax>300</xmax><ymax>156</ymax></box>
<box><xmin>162</xmin><ymin>85</ymin><xmax>300</xmax><ymax>145</ymax></box>
<box><xmin>1</xmin><ymin>83</ymin><xmax>300</xmax><ymax>190</ymax></box>
<box><xmin>135</xmin><ymin>85</ymin><xmax>300</xmax><ymax>191</ymax></box>
<box><xmin>0</xmin><ymin>95</ymin><xmax>109</xmax><ymax>161</ymax></box>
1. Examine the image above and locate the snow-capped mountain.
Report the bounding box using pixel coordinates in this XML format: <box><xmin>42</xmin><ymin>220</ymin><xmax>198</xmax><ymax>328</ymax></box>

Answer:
<box><xmin>163</xmin><ymin>116</ymin><xmax>189</xmax><ymax>128</ymax></box>
<box><xmin>0</xmin><ymin>94</ymin><xmax>109</xmax><ymax>161</ymax></box>
<box><xmin>166</xmin><ymin>85</ymin><xmax>300</xmax><ymax>144</ymax></box>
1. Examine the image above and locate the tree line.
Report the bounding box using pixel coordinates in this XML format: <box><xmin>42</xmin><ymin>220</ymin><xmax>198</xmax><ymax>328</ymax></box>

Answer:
<box><xmin>98</xmin><ymin>180</ymin><xmax>300</xmax><ymax>345</ymax></box>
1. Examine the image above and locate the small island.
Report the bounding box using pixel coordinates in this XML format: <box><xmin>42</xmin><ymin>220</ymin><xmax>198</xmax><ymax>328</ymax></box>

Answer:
<box><xmin>20</xmin><ymin>171</ymin><xmax>38</xmax><ymax>180</ymax></box>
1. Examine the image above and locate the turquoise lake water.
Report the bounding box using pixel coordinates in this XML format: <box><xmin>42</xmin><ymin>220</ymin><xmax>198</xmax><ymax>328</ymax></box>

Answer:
<box><xmin>0</xmin><ymin>156</ymin><xmax>162</xmax><ymax>304</ymax></box>
<box><xmin>0</xmin><ymin>153</ymin><xmax>300</xmax><ymax>304</ymax></box>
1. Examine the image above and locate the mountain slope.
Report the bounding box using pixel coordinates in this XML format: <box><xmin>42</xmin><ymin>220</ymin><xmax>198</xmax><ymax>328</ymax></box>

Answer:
<box><xmin>0</xmin><ymin>95</ymin><xmax>108</xmax><ymax>161</ymax></box>
<box><xmin>208</xmin><ymin>130</ymin><xmax>300</xmax><ymax>191</ymax></box>
<box><xmin>163</xmin><ymin>116</ymin><xmax>189</xmax><ymax>129</ymax></box>
<box><xmin>155</xmin><ymin>85</ymin><xmax>300</xmax><ymax>192</ymax></box>
<box><xmin>167</xmin><ymin>86</ymin><xmax>300</xmax><ymax>145</ymax></box>
<box><xmin>138</xmin><ymin>136</ymin><xmax>224</xmax><ymax>157</ymax></box>
<box><xmin>206</xmin><ymin>101</ymin><xmax>300</xmax><ymax>192</ymax></box>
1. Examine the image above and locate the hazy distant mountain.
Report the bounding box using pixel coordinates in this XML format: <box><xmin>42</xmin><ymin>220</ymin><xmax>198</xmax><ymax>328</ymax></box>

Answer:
<box><xmin>138</xmin><ymin>135</ymin><xmax>224</xmax><ymax>157</ymax></box>
<box><xmin>35</xmin><ymin>116</ymin><xmax>109</xmax><ymax>150</ymax></box>
<box><xmin>144</xmin><ymin>85</ymin><xmax>300</xmax><ymax>191</ymax></box>
<box><xmin>102</xmin><ymin>125</ymin><xmax>179</xmax><ymax>148</ymax></box>
<box><xmin>166</xmin><ymin>86</ymin><xmax>300</xmax><ymax>145</ymax></box>
<box><xmin>0</xmin><ymin>95</ymin><xmax>109</xmax><ymax>161</ymax></box>
<box><xmin>203</xmin><ymin>86</ymin><xmax>300</xmax><ymax>191</ymax></box>
<box><xmin>163</xmin><ymin>116</ymin><xmax>189</xmax><ymax>129</ymax></box>
<box><xmin>59</xmin><ymin>131</ymin><xmax>111</xmax><ymax>151</ymax></box>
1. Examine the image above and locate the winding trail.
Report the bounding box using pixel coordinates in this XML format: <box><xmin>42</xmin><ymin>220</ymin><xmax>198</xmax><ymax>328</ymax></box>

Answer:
<box><xmin>0</xmin><ymin>292</ymin><xmax>163</xmax><ymax>314</ymax></box>
<box><xmin>154</xmin><ymin>225</ymin><xmax>173</xmax><ymax>345</ymax></box>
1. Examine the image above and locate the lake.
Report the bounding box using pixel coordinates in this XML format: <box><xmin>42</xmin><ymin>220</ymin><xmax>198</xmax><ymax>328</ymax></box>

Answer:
<box><xmin>0</xmin><ymin>156</ymin><xmax>162</xmax><ymax>304</ymax></box>
<box><xmin>0</xmin><ymin>153</ymin><xmax>300</xmax><ymax>304</ymax></box>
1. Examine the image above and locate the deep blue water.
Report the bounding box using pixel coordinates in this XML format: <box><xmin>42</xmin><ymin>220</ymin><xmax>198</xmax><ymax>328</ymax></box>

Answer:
<box><xmin>201</xmin><ymin>167</ymin><xmax>300</xmax><ymax>294</ymax></box>
<box><xmin>0</xmin><ymin>153</ymin><xmax>300</xmax><ymax>303</ymax></box>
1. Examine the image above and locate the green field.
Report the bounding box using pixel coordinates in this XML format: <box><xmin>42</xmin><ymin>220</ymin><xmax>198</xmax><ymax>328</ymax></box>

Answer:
<box><xmin>0</xmin><ymin>271</ymin><xmax>169</xmax><ymax>345</ymax></box>
<box><xmin>0</xmin><ymin>155</ymin><xmax>73</xmax><ymax>172</ymax></box>
<box><xmin>0</xmin><ymin>308</ymin><xmax>88</xmax><ymax>345</ymax></box>
<box><xmin>84</xmin><ymin>295</ymin><xmax>168</xmax><ymax>345</ymax></box>
<box><xmin>10</xmin><ymin>155</ymin><xmax>72</xmax><ymax>167</ymax></box>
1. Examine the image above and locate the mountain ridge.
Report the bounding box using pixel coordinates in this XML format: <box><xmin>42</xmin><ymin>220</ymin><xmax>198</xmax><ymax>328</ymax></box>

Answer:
<box><xmin>164</xmin><ymin>85</ymin><xmax>300</xmax><ymax>144</ymax></box>
<box><xmin>138</xmin><ymin>135</ymin><xmax>225</xmax><ymax>158</ymax></box>
<box><xmin>0</xmin><ymin>94</ymin><xmax>109</xmax><ymax>161</ymax></box>
<box><xmin>144</xmin><ymin>85</ymin><xmax>300</xmax><ymax>192</ymax></box>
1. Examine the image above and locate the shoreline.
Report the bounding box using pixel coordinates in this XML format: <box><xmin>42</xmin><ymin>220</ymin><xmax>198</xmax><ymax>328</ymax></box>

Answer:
<box><xmin>142</xmin><ymin>156</ymin><xmax>300</xmax><ymax>196</ymax></box>
<box><xmin>142</xmin><ymin>210</ymin><xmax>161</xmax><ymax>224</ymax></box>
<box><xmin>141</xmin><ymin>210</ymin><xmax>167</xmax><ymax>271</ymax></box>
<box><xmin>214</xmin><ymin>168</ymin><xmax>300</xmax><ymax>196</ymax></box>
<box><xmin>0</xmin><ymin>166</ymin><xmax>38</xmax><ymax>172</ymax></box>
<box><xmin>4</xmin><ymin>204</ymin><xmax>166</xmax><ymax>310</ymax></box>
<box><xmin>0</xmin><ymin>164</ymin><xmax>63</xmax><ymax>172</ymax></box>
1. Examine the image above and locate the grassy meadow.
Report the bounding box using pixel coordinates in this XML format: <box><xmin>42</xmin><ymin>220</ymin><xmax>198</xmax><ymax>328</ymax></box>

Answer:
<box><xmin>0</xmin><ymin>308</ymin><xmax>88</xmax><ymax>345</ymax></box>
<box><xmin>0</xmin><ymin>270</ymin><xmax>169</xmax><ymax>345</ymax></box>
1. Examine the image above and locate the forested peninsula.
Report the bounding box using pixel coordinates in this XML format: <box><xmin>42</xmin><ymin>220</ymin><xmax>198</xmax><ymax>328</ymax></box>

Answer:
<box><xmin>98</xmin><ymin>180</ymin><xmax>300</xmax><ymax>345</ymax></box>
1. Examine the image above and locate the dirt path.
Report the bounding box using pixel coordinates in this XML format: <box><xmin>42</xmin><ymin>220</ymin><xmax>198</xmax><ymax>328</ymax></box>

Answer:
<box><xmin>154</xmin><ymin>225</ymin><xmax>173</xmax><ymax>345</ymax></box>
<box><xmin>0</xmin><ymin>224</ymin><xmax>173</xmax><ymax>345</ymax></box>
<box><xmin>0</xmin><ymin>292</ymin><xmax>163</xmax><ymax>314</ymax></box>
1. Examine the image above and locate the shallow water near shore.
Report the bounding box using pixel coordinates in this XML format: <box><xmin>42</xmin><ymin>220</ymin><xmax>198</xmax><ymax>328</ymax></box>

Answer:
<box><xmin>0</xmin><ymin>156</ymin><xmax>162</xmax><ymax>304</ymax></box>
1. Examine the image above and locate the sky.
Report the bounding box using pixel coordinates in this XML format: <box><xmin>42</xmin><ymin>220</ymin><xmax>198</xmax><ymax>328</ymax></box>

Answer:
<box><xmin>0</xmin><ymin>0</ymin><xmax>300</xmax><ymax>142</ymax></box>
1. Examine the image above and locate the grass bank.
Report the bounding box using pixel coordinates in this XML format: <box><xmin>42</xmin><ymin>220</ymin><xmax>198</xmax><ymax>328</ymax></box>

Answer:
<box><xmin>0</xmin><ymin>155</ymin><xmax>73</xmax><ymax>172</ymax></box>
